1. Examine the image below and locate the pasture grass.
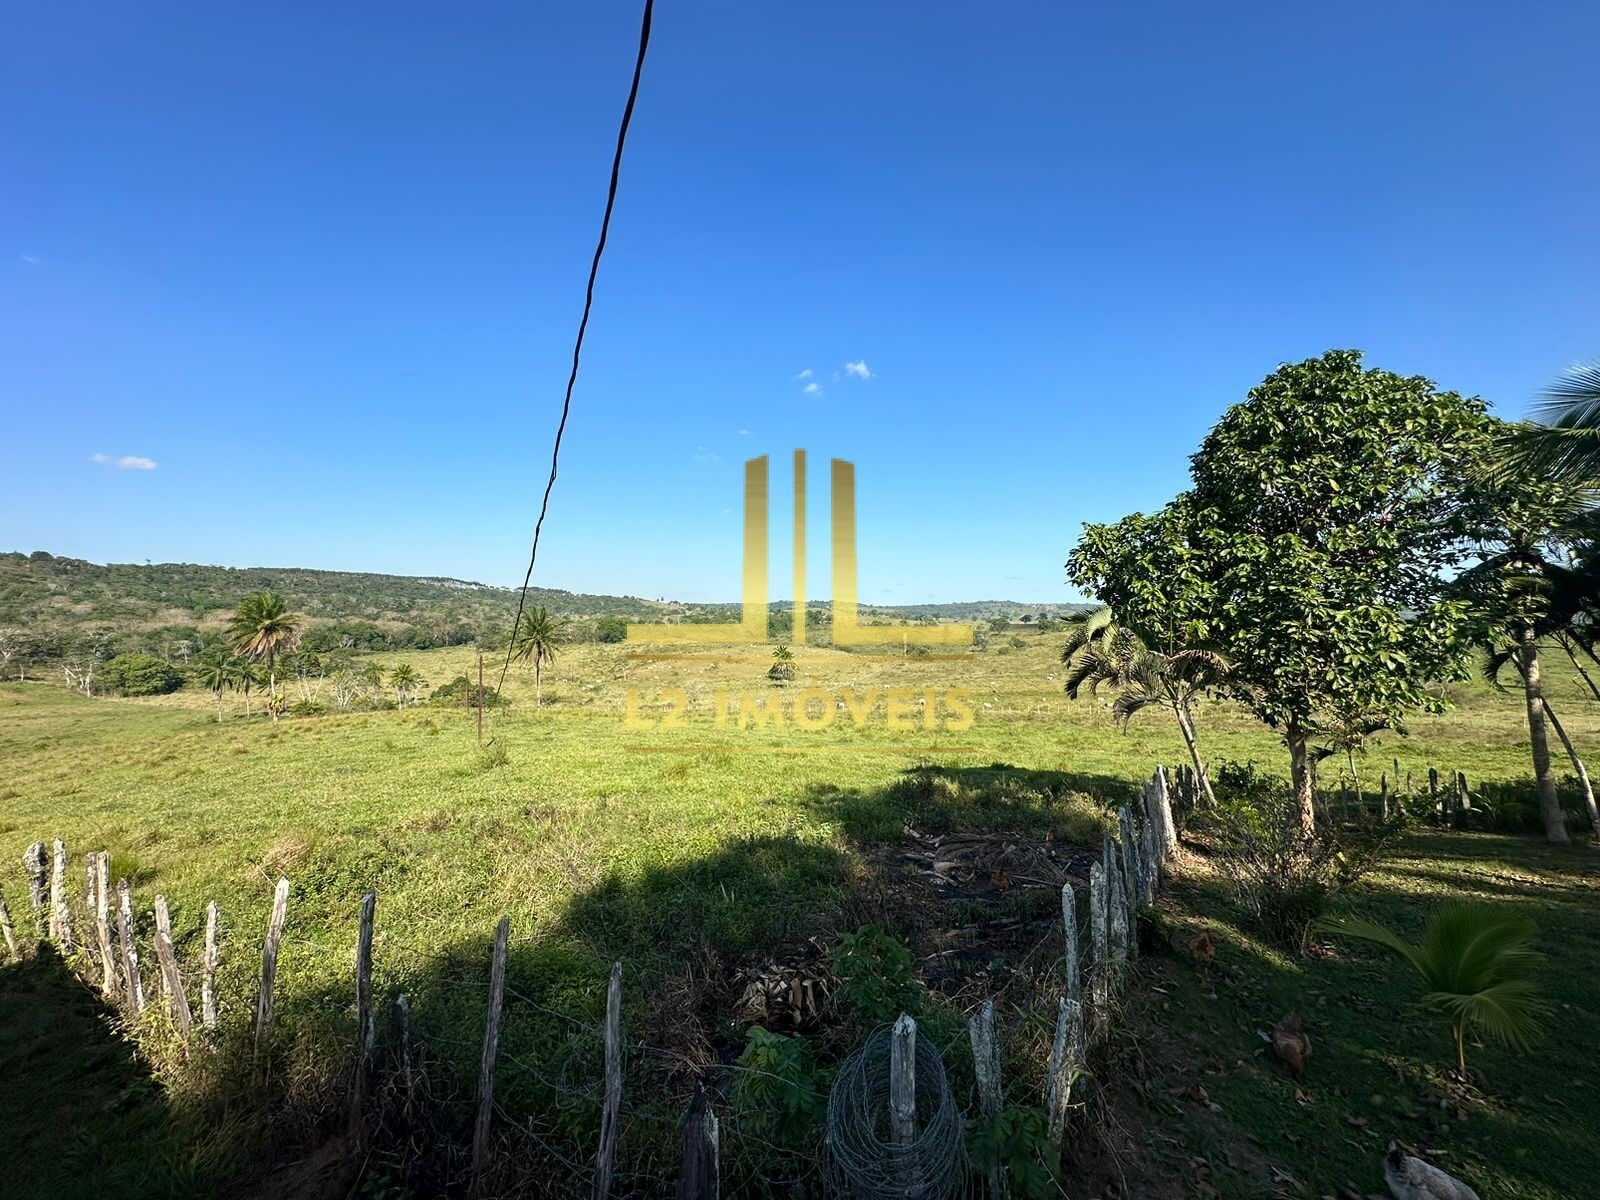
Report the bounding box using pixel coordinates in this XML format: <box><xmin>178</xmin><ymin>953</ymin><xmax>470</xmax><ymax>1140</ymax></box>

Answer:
<box><xmin>0</xmin><ymin>632</ymin><xmax>1595</xmax><ymax>1196</ymax></box>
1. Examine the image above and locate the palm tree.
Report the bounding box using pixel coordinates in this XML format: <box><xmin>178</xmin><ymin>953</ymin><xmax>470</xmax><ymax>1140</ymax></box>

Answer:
<box><xmin>195</xmin><ymin>652</ymin><xmax>238</xmax><ymax>722</ymax></box>
<box><xmin>512</xmin><ymin>606</ymin><xmax>566</xmax><ymax>709</ymax></box>
<box><xmin>1062</xmin><ymin>609</ymin><xmax>1224</xmax><ymax>805</ymax></box>
<box><xmin>237</xmin><ymin>660</ymin><xmax>262</xmax><ymax>717</ymax></box>
<box><xmin>1318</xmin><ymin>906</ymin><xmax>1548</xmax><ymax>1076</ymax></box>
<box><xmin>390</xmin><ymin>662</ymin><xmax>422</xmax><ymax>707</ymax></box>
<box><xmin>1498</xmin><ymin>362</ymin><xmax>1600</xmax><ymax>488</ymax></box>
<box><xmin>226</xmin><ymin>592</ymin><xmax>301</xmax><ymax>699</ymax></box>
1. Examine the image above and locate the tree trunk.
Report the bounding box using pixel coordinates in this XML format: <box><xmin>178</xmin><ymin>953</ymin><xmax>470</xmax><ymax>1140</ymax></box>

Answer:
<box><xmin>1541</xmin><ymin>696</ymin><xmax>1600</xmax><ymax>842</ymax></box>
<box><xmin>1519</xmin><ymin>627</ymin><xmax>1570</xmax><ymax>844</ymax></box>
<box><xmin>535</xmin><ymin>659</ymin><xmax>542</xmax><ymax>710</ymax></box>
<box><xmin>1173</xmin><ymin>700</ymin><xmax>1216</xmax><ymax>806</ymax></box>
<box><xmin>1286</xmin><ymin>716</ymin><xmax>1316</xmax><ymax>835</ymax></box>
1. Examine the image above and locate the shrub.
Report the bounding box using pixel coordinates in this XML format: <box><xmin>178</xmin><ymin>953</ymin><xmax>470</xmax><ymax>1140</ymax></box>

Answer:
<box><xmin>731</xmin><ymin>1026</ymin><xmax>830</xmax><ymax>1148</ymax></box>
<box><xmin>1318</xmin><ymin>905</ymin><xmax>1548</xmax><ymax>1074</ymax></box>
<box><xmin>595</xmin><ymin>616</ymin><xmax>628</xmax><ymax>644</ymax></box>
<box><xmin>832</xmin><ymin>925</ymin><xmax>921</xmax><ymax>1024</ymax></box>
<box><xmin>1196</xmin><ymin>760</ymin><xmax>1404</xmax><ymax>952</ymax></box>
<box><xmin>431</xmin><ymin>675</ymin><xmax>508</xmax><ymax>709</ymax></box>
<box><xmin>103</xmin><ymin>652</ymin><xmax>183</xmax><ymax>696</ymax></box>
<box><xmin>967</xmin><ymin>1105</ymin><xmax>1060</xmax><ymax>1200</ymax></box>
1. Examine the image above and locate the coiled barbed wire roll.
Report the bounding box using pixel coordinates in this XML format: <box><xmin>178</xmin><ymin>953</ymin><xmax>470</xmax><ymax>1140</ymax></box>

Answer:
<box><xmin>824</xmin><ymin>1023</ymin><xmax>969</xmax><ymax>1199</ymax></box>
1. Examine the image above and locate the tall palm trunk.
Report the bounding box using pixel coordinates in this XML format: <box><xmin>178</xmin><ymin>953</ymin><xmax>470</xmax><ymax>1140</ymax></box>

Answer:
<box><xmin>1172</xmin><ymin>697</ymin><xmax>1216</xmax><ymax>806</ymax></box>
<box><xmin>1540</xmin><ymin>696</ymin><xmax>1600</xmax><ymax>841</ymax></box>
<box><xmin>1518</xmin><ymin>625</ymin><xmax>1570</xmax><ymax>844</ymax></box>
<box><xmin>1286</xmin><ymin>715</ymin><xmax>1316</xmax><ymax>835</ymax></box>
<box><xmin>534</xmin><ymin>657</ymin><xmax>543</xmax><ymax>710</ymax></box>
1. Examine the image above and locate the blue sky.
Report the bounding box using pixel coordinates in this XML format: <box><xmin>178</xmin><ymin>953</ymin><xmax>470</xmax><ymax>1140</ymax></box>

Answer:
<box><xmin>4</xmin><ymin>3</ymin><xmax>1596</xmax><ymax>604</ymax></box>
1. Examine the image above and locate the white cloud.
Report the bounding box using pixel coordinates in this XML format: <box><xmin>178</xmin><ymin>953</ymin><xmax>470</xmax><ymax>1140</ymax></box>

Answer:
<box><xmin>20</xmin><ymin>254</ymin><xmax>39</xmax><ymax>265</ymax></box>
<box><xmin>737</xmin><ymin>427</ymin><xmax>751</xmax><ymax>437</ymax></box>
<box><xmin>843</xmin><ymin>360</ymin><xmax>872</xmax><ymax>380</ymax></box>
<box><xmin>803</xmin><ymin>381</ymin><xmax>822</xmax><ymax>395</ymax></box>
<box><xmin>91</xmin><ymin>453</ymin><xmax>158</xmax><ymax>471</ymax></box>
<box><xmin>794</xmin><ymin>368</ymin><xmax>813</xmax><ymax>380</ymax></box>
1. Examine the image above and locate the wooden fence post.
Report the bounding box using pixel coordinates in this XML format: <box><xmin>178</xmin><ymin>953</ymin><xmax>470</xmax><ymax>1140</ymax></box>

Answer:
<box><xmin>350</xmin><ymin>890</ymin><xmax>376</xmax><ymax>1146</ymax></box>
<box><xmin>255</xmin><ymin>878</ymin><xmax>290</xmax><ymax>1063</ymax></box>
<box><xmin>676</xmin><ymin>1083</ymin><xmax>720</xmax><ymax>1200</ymax></box>
<box><xmin>968</xmin><ymin>1000</ymin><xmax>1006</xmax><ymax>1199</ymax></box>
<box><xmin>1060</xmin><ymin>883</ymin><xmax>1079</xmax><ymax>1009</ymax></box>
<box><xmin>1088</xmin><ymin>862</ymin><xmax>1107</xmax><ymax>1012</ymax></box>
<box><xmin>1103</xmin><ymin>838</ymin><xmax>1128</xmax><ymax>969</ymax></box>
<box><xmin>1428</xmin><ymin>767</ymin><xmax>1440</xmax><ymax>821</ymax></box>
<box><xmin>0</xmin><ymin>886</ymin><xmax>17</xmax><ymax>961</ymax></box>
<box><xmin>152</xmin><ymin>896</ymin><xmax>193</xmax><ymax>1036</ymax></box>
<box><xmin>471</xmin><ymin>915</ymin><xmax>511</xmax><ymax>1192</ymax></box>
<box><xmin>1456</xmin><ymin>771</ymin><xmax>1471</xmax><ymax>815</ymax></box>
<box><xmin>1380</xmin><ymin>774</ymin><xmax>1390</xmax><ymax>821</ymax></box>
<box><xmin>1045</xmin><ymin>997</ymin><xmax>1085</xmax><ymax>1143</ymax></box>
<box><xmin>201</xmin><ymin>902</ymin><xmax>219</xmax><ymax>1030</ymax></box>
<box><xmin>116</xmin><ymin>879</ymin><xmax>145</xmax><ymax>1013</ymax></box>
<box><xmin>23</xmin><ymin>842</ymin><xmax>47</xmax><ymax>937</ymax></box>
<box><xmin>93</xmin><ymin>853</ymin><xmax>114</xmax><ymax>997</ymax></box>
<box><xmin>594</xmin><ymin>962</ymin><xmax>624</xmax><ymax>1200</ymax></box>
<box><xmin>49</xmin><ymin>839</ymin><xmax>73</xmax><ymax>950</ymax></box>
<box><xmin>1117</xmin><ymin>808</ymin><xmax>1141</xmax><ymax>931</ymax></box>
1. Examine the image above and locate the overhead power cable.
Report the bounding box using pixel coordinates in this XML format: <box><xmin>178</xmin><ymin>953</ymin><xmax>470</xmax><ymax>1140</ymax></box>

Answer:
<box><xmin>499</xmin><ymin>0</ymin><xmax>654</xmax><ymax>695</ymax></box>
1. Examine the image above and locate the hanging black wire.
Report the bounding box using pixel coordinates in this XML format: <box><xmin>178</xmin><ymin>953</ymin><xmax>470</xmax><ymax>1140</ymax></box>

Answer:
<box><xmin>499</xmin><ymin>0</ymin><xmax>654</xmax><ymax>696</ymax></box>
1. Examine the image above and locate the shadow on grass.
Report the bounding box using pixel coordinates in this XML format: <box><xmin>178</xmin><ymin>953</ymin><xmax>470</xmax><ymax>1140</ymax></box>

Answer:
<box><xmin>0</xmin><ymin>945</ymin><xmax>174</xmax><ymax>1200</ymax></box>
<box><xmin>805</xmin><ymin>760</ymin><xmax>1133</xmax><ymax>842</ymax></box>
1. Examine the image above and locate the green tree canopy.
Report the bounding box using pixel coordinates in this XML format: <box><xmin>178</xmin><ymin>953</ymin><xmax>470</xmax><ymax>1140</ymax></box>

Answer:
<box><xmin>226</xmin><ymin>591</ymin><xmax>302</xmax><ymax>699</ymax></box>
<box><xmin>1070</xmin><ymin>350</ymin><xmax>1491</xmax><ymax>831</ymax></box>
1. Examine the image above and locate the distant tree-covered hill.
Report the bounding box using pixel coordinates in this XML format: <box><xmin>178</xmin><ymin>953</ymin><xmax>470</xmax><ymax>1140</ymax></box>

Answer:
<box><xmin>0</xmin><ymin>550</ymin><xmax>1088</xmax><ymax>673</ymax></box>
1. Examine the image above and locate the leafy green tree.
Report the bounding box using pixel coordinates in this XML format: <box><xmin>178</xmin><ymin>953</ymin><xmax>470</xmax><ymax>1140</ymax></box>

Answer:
<box><xmin>1074</xmin><ymin>351</ymin><xmax>1490</xmax><ymax>832</ymax></box>
<box><xmin>1318</xmin><ymin>906</ymin><xmax>1548</xmax><ymax>1075</ymax></box>
<box><xmin>102</xmin><ymin>652</ymin><xmax>183</xmax><ymax>697</ymax></box>
<box><xmin>511</xmin><ymin>606</ymin><xmax>566</xmax><ymax>709</ymax></box>
<box><xmin>595</xmin><ymin>616</ymin><xmax>628</xmax><ymax>644</ymax></box>
<box><xmin>226</xmin><ymin>592</ymin><xmax>301</xmax><ymax>699</ymax></box>
<box><xmin>1060</xmin><ymin>608</ymin><xmax>1224</xmax><ymax>805</ymax></box>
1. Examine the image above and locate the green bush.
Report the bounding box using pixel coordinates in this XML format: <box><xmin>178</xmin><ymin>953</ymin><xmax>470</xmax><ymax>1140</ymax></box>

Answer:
<box><xmin>967</xmin><ymin>1105</ymin><xmax>1060</xmax><ymax>1199</ymax></box>
<box><xmin>832</xmin><ymin>926</ymin><xmax>921</xmax><ymax>1024</ymax></box>
<box><xmin>731</xmin><ymin>1026</ymin><xmax>830</xmax><ymax>1148</ymax></box>
<box><xmin>595</xmin><ymin>616</ymin><xmax>628</xmax><ymax>644</ymax></box>
<box><xmin>1196</xmin><ymin>760</ymin><xmax>1405</xmax><ymax>952</ymax></box>
<box><xmin>431</xmin><ymin>675</ymin><xmax>508</xmax><ymax>709</ymax></box>
<box><xmin>103</xmin><ymin>653</ymin><xmax>183</xmax><ymax>696</ymax></box>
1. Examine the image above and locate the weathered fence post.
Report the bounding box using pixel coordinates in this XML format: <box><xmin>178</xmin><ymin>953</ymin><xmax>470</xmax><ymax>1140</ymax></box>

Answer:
<box><xmin>152</xmin><ymin>896</ymin><xmax>193</xmax><ymax>1036</ymax></box>
<box><xmin>1104</xmin><ymin>840</ymin><xmax>1128</xmax><ymax>969</ymax></box>
<box><xmin>1060</xmin><ymin>883</ymin><xmax>1080</xmax><ymax>1009</ymax></box>
<box><xmin>1456</xmin><ymin>771</ymin><xmax>1471</xmax><ymax>816</ymax></box>
<box><xmin>49</xmin><ymin>839</ymin><xmax>73</xmax><ymax>950</ymax></box>
<box><xmin>93</xmin><ymin>853</ymin><xmax>114</xmax><ymax>997</ymax></box>
<box><xmin>1045</xmin><ymin>997</ymin><xmax>1085</xmax><ymax>1143</ymax></box>
<box><xmin>1088</xmin><ymin>862</ymin><xmax>1108</xmax><ymax>1012</ymax></box>
<box><xmin>594</xmin><ymin>961</ymin><xmax>624</xmax><ymax>1200</ymax></box>
<box><xmin>1428</xmin><ymin>767</ymin><xmax>1440</xmax><ymax>821</ymax></box>
<box><xmin>1117</xmin><ymin>808</ymin><xmax>1141</xmax><ymax>934</ymax></box>
<box><xmin>23</xmin><ymin>842</ymin><xmax>47</xmax><ymax>937</ymax></box>
<box><xmin>201</xmin><ymin>902</ymin><xmax>219</xmax><ymax>1030</ymax></box>
<box><xmin>350</xmin><ymin>890</ymin><xmax>376</xmax><ymax>1146</ymax></box>
<box><xmin>0</xmin><ymin>886</ymin><xmax>17</xmax><ymax>961</ymax></box>
<box><xmin>1153</xmin><ymin>766</ymin><xmax>1178</xmax><ymax>854</ymax></box>
<box><xmin>471</xmin><ymin>915</ymin><xmax>510</xmax><ymax>1192</ymax></box>
<box><xmin>1380</xmin><ymin>774</ymin><xmax>1390</xmax><ymax>821</ymax></box>
<box><xmin>968</xmin><ymin>1000</ymin><xmax>1007</xmax><ymax>1199</ymax></box>
<box><xmin>116</xmin><ymin>878</ymin><xmax>145</xmax><ymax>1013</ymax></box>
<box><xmin>254</xmin><ymin>877</ymin><xmax>290</xmax><ymax>1063</ymax></box>
<box><xmin>677</xmin><ymin>1083</ymin><xmax>720</xmax><ymax>1200</ymax></box>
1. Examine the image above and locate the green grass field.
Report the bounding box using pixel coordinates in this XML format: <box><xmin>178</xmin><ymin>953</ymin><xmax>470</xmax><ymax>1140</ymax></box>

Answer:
<box><xmin>1</xmin><ymin>632</ymin><xmax>1595</xmax><ymax>1197</ymax></box>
